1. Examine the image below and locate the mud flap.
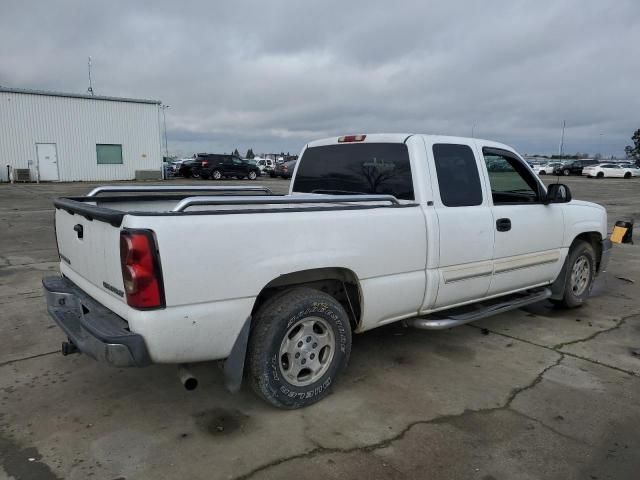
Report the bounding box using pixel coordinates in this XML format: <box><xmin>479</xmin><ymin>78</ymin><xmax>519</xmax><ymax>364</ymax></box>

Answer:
<box><xmin>223</xmin><ymin>316</ymin><xmax>251</xmax><ymax>393</ymax></box>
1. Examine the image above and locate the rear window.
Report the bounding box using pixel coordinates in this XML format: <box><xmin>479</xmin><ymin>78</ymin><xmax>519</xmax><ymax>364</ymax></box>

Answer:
<box><xmin>293</xmin><ymin>143</ymin><xmax>414</xmax><ymax>200</ymax></box>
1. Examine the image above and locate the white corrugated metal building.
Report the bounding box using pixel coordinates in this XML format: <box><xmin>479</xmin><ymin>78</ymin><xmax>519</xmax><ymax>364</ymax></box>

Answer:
<box><xmin>0</xmin><ymin>87</ymin><xmax>163</xmax><ymax>182</ymax></box>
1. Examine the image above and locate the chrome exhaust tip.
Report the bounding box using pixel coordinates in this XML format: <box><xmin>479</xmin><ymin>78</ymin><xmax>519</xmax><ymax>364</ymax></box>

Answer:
<box><xmin>178</xmin><ymin>364</ymin><xmax>198</xmax><ymax>391</ymax></box>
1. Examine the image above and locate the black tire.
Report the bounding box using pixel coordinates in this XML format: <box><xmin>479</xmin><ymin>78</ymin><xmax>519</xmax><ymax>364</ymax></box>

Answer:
<box><xmin>539</xmin><ymin>171</ymin><xmax>546</xmax><ymax>175</ymax></box>
<box><xmin>563</xmin><ymin>168</ymin><xmax>570</xmax><ymax>176</ymax></box>
<box><xmin>597</xmin><ymin>172</ymin><xmax>604</xmax><ymax>178</ymax></box>
<box><xmin>211</xmin><ymin>169</ymin><xmax>222</xmax><ymax>180</ymax></box>
<box><xmin>624</xmin><ymin>172</ymin><xmax>631</xmax><ymax>179</ymax></box>
<box><xmin>553</xmin><ymin>240</ymin><xmax>596</xmax><ymax>308</ymax></box>
<box><xmin>248</xmin><ymin>170</ymin><xmax>258</xmax><ymax>180</ymax></box>
<box><xmin>192</xmin><ymin>170</ymin><xmax>201</xmax><ymax>179</ymax></box>
<box><xmin>247</xmin><ymin>287</ymin><xmax>352</xmax><ymax>409</ymax></box>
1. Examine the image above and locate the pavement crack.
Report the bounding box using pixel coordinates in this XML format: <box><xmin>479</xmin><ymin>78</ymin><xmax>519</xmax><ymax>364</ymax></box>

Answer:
<box><xmin>233</xmin><ymin>353</ymin><xmax>565</xmax><ymax>480</ymax></box>
<box><xmin>0</xmin><ymin>350</ymin><xmax>59</xmax><ymax>368</ymax></box>
<box><xmin>552</xmin><ymin>312</ymin><xmax>639</xmax><ymax>350</ymax></box>
<box><xmin>507</xmin><ymin>408</ymin><xmax>590</xmax><ymax>446</ymax></box>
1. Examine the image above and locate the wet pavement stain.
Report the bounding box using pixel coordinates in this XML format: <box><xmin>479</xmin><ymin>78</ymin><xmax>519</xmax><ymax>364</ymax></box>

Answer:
<box><xmin>193</xmin><ymin>408</ymin><xmax>249</xmax><ymax>436</ymax></box>
<box><xmin>0</xmin><ymin>414</ymin><xmax>61</xmax><ymax>480</ymax></box>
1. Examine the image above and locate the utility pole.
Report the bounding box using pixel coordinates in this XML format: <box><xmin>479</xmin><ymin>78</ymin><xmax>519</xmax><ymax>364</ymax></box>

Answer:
<box><xmin>558</xmin><ymin>120</ymin><xmax>566</xmax><ymax>157</ymax></box>
<box><xmin>87</xmin><ymin>56</ymin><xmax>94</xmax><ymax>95</ymax></box>
<box><xmin>471</xmin><ymin>123</ymin><xmax>476</xmax><ymax>138</ymax></box>
<box><xmin>161</xmin><ymin>104</ymin><xmax>170</xmax><ymax>159</ymax></box>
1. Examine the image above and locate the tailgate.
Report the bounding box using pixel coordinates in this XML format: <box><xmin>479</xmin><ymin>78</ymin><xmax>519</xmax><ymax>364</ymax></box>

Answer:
<box><xmin>55</xmin><ymin>208</ymin><xmax>126</xmax><ymax>301</ymax></box>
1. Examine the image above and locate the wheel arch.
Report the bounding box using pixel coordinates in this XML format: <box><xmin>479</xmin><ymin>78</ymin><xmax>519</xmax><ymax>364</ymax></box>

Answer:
<box><xmin>251</xmin><ymin>267</ymin><xmax>363</xmax><ymax>331</ymax></box>
<box><xmin>550</xmin><ymin>231</ymin><xmax>603</xmax><ymax>300</ymax></box>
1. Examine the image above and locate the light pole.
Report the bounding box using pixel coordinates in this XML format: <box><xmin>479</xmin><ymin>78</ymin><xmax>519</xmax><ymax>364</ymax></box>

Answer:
<box><xmin>161</xmin><ymin>104</ymin><xmax>170</xmax><ymax>160</ymax></box>
<box><xmin>597</xmin><ymin>133</ymin><xmax>604</xmax><ymax>159</ymax></box>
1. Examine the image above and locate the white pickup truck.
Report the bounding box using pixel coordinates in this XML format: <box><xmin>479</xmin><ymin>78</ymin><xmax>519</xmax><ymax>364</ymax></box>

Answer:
<box><xmin>44</xmin><ymin>134</ymin><xmax>611</xmax><ymax>408</ymax></box>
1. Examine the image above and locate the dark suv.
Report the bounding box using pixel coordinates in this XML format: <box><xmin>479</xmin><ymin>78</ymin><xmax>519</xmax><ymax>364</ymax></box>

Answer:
<box><xmin>199</xmin><ymin>154</ymin><xmax>261</xmax><ymax>180</ymax></box>
<box><xmin>553</xmin><ymin>159</ymin><xmax>599</xmax><ymax>176</ymax></box>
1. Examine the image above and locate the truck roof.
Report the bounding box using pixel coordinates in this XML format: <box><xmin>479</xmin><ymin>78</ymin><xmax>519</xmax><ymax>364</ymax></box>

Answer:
<box><xmin>306</xmin><ymin>134</ymin><xmax>517</xmax><ymax>154</ymax></box>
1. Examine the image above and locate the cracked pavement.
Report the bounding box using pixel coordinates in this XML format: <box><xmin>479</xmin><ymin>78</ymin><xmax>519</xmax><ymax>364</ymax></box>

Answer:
<box><xmin>1</xmin><ymin>177</ymin><xmax>639</xmax><ymax>480</ymax></box>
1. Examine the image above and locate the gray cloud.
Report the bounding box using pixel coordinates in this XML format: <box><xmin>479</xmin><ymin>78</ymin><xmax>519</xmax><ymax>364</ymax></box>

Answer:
<box><xmin>1</xmin><ymin>0</ymin><xmax>638</xmax><ymax>157</ymax></box>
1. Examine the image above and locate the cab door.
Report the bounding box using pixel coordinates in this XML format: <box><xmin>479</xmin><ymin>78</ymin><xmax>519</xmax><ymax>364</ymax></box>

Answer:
<box><xmin>425</xmin><ymin>140</ymin><xmax>495</xmax><ymax>309</ymax></box>
<box><xmin>479</xmin><ymin>147</ymin><xmax>565</xmax><ymax>295</ymax></box>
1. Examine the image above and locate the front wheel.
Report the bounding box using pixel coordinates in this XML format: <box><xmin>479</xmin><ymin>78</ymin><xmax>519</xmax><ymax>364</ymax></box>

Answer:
<box><xmin>624</xmin><ymin>172</ymin><xmax>631</xmax><ymax>179</ymax></box>
<box><xmin>248</xmin><ymin>170</ymin><xmax>258</xmax><ymax>180</ymax></box>
<box><xmin>247</xmin><ymin>287</ymin><xmax>352</xmax><ymax>409</ymax></box>
<box><xmin>539</xmin><ymin>171</ymin><xmax>546</xmax><ymax>175</ymax></box>
<box><xmin>597</xmin><ymin>172</ymin><xmax>604</xmax><ymax>178</ymax></box>
<box><xmin>553</xmin><ymin>240</ymin><xmax>596</xmax><ymax>308</ymax></box>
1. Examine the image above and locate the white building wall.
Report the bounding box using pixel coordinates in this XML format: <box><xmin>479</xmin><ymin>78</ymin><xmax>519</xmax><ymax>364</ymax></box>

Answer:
<box><xmin>0</xmin><ymin>91</ymin><xmax>162</xmax><ymax>181</ymax></box>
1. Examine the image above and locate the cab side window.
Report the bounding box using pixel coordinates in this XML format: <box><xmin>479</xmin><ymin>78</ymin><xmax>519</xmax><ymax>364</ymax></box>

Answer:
<box><xmin>432</xmin><ymin>144</ymin><xmax>483</xmax><ymax>207</ymax></box>
<box><xmin>483</xmin><ymin>148</ymin><xmax>542</xmax><ymax>204</ymax></box>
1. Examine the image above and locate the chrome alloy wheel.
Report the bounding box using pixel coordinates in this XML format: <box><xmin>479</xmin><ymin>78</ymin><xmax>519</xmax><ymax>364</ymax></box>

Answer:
<box><xmin>279</xmin><ymin>317</ymin><xmax>335</xmax><ymax>387</ymax></box>
<box><xmin>570</xmin><ymin>254</ymin><xmax>591</xmax><ymax>296</ymax></box>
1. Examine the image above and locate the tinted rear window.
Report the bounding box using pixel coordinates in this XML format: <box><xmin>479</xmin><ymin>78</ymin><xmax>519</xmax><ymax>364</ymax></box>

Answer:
<box><xmin>293</xmin><ymin>143</ymin><xmax>414</xmax><ymax>200</ymax></box>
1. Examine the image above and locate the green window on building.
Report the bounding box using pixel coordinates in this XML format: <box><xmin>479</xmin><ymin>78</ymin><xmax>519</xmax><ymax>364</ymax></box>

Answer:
<box><xmin>96</xmin><ymin>144</ymin><xmax>123</xmax><ymax>164</ymax></box>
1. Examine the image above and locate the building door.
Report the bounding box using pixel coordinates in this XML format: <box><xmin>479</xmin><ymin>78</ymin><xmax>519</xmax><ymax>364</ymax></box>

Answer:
<box><xmin>36</xmin><ymin>143</ymin><xmax>59</xmax><ymax>181</ymax></box>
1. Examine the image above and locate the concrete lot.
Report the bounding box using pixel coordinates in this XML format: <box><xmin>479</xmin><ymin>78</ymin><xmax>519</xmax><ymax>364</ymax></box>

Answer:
<box><xmin>0</xmin><ymin>176</ymin><xmax>639</xmax><ymax>480</ymax></box>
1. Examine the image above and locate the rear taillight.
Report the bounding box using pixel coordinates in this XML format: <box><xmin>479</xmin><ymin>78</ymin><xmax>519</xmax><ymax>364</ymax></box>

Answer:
<box><xmin>283</xmin><ymin>166</ymin><xmax>288</xmax><ymax>171</ymax></box>
<box><xmin>202</xmin><ymin>160</ymin><xmax>209</xmax><ymax>167</ymax></box>
<box><xmin>338</xmin><ymin>134</ymin><xmax>366</xmax><ymax>143</ymax></box>
<box><xmin>119</xmin><ymin>230</ymin><xmax>165</xmax><ymax>309</ymax></box>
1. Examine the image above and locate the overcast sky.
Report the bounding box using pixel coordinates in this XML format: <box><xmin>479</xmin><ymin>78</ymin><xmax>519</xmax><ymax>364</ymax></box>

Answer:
<box><xmin>1</xmin><ymin>0</ymin><xmax>638</xmax><ymax>157</ymax></box>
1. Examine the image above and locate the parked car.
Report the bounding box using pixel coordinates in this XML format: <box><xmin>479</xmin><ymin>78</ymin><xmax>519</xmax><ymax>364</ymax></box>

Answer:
<box><xmin>177</xmin><ymin>155</ymin><xmax>208</xmax><ymax>178</ymax></box>
<box><xmin>553</xmin><ymin>159</ymin><xmax>599</xmax><ymax>176</ymax></box>
<box><xmin>272</xmin><ymin>159</ymin><xmax>297</xmax><ymax>178</ymax></box>
<box><xmin>200</xmin><ymin>155</ymin><xmax>261</xmax><ymax>180</ymax></box>
<box><xmin>582</xmin><ymin>163</ymin><xmax>639</xmax><ymax>179</ymax></box>
<box><xmin>532</xmin><ymin>162</ymin><xmax>563</xmax><ymax>175</ymax></box>
<box><xmin>44</xmin><ymin>133</ymin><xmax>610</xmax><ymax>409</ymax></box>
<box><xmin>255</xmin><ymin>158</ymin><xmax>275</xmax><ymax>175</ymax></box>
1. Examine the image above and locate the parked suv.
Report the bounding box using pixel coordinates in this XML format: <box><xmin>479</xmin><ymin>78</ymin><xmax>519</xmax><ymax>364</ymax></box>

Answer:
<box><xmin>200</xmin><ymin>155</ymin><xmax>261</xmax><ymax>180</ymax></box>
<box><xmin>553</xmin><ymin>159</ymin><xmax>599</xmax><ymax>176</ymax></box>
<box><xmin>177</xmin><ymin>154</ymin><xmax>209</xmax><ymax>178</ymax></box>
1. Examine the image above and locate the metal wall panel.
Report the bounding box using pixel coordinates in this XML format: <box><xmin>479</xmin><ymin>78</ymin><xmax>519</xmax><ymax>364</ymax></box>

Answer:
<box><xmin>0</xmin><ymin>91</ymin><xmax>162</xmax><ymax>181</ymax></box>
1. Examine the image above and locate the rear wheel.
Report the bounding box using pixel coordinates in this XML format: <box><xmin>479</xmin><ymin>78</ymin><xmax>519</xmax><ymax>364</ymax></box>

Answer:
<box><xmin>553</xmin><ymin>240</ymin><xmax>596</xmax><ymax>308</ymax></box>
<box><xmin>211</xmin><ymin>169</ymin><xmax>222</xmax><ymax>180</ymax></box>
<box><xmin>563</xmin><ymin>168</ymin><xmax>570</xmax><ymax>176</ymax></box>
<box><xmin>539</xmin><ymin>171</ymin><xmax>546</xmax><ymax>175</ymax></box>
<box><xmin>624</xmin><ymin>172</ymin><xmax>631</xmax><ymax>179</ymax></box>
<box><xmin>247</xmin><ymin>287</ymin><xmax>352</xmax><ymax>409</ymax></box>
<box><xmin>597</xmin><ymin>172</ymin><xmax>604</xmax><ymax>178</ymax></box>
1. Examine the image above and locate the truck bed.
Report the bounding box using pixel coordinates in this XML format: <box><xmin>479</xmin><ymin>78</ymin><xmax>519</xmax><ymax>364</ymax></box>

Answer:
<box><xmin>54</xmin><ymin>185</ymin><xmax>410</xmax><ymax>226</ymax></box>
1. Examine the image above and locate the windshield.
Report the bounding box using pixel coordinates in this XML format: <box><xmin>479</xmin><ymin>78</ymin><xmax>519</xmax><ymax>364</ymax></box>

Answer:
<box><xmin>293</xmin><ymin>143</ymin><xmax>414</xmax><ymax>200</ymax></box>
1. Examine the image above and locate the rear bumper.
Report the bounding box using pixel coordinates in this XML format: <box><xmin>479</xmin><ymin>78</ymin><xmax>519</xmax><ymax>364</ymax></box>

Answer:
<box><xmin>43</xmin><ymin>276</ymin><xmax>151</xmax><ymax>367</ymax></box>
<box><xmin>599</xmin><ymin>238</ymin><xmax>612</xmax><ymax>273</ymax></box>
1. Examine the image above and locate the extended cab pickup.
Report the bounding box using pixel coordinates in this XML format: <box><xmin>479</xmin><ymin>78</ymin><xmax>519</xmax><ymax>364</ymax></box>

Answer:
<box><xmin>44</xmin><ymin>134</ymin><xmax>612</xmax><ymax>408</ymax></box>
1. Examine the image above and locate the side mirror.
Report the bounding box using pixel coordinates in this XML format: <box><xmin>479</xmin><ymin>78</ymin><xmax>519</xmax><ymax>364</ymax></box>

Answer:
<box><xmin>545</xmin><ymin>183</ymin><xmax>572</xmax><ymax>204</ymax></box>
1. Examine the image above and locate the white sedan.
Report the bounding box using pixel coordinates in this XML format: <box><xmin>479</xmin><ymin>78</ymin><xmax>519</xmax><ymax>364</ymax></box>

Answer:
<box><xmin>532</xmin><ymin>162</ymin><xmax>563</xmax><ymax>175</ymax></box>
<box><xmin>582</xmin><ymin>163</ymin><xmax>639</xmax><ymax>179</ymax></box>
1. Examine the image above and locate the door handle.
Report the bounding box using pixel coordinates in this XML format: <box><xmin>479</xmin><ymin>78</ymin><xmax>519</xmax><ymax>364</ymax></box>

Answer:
<box><xmin>73</xmin><ymin>224</ymin><xmax>84</xmax><ymax>239</ymax></box>
<box><xmin>496</xmin><ymin>218</ymin><xmax>511</xmax><ymax>232</ymax></box>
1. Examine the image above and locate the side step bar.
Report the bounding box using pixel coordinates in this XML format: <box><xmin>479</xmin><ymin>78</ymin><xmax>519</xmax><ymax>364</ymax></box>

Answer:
<box><xmin>407</xmin><ymin>288</ymin><xmax>551</xmax><ymax>330</ymax></box>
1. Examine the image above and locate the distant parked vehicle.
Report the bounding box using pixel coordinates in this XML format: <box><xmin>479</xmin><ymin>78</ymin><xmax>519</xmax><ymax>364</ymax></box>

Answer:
<box><xmin>553</xmin><ymin>159</ymin><xmax>599</xmax><ymax>176</ymax></box>
<box><xmin>200</xmin><ymin>155</ymin><xmax>261</xmax><ymax>180</ymax></box>
<box><xmin>533</xmin><ymin>162</ymin><xmax>563</xmax><ymax>175</ymax></box>
<box><xmin>255</xmin><ymin>158</ymin><xmax>275</xmax><ymax>175</ymax></box>
<box><xmin>582</xmin><ymin>163</ymin><xmax>639</xmax><ymax>179</ymax></box>
<box><xmin>272</xmin><ymin>159</ymin><xmax>297</xmax><ymax>178</ymax></box>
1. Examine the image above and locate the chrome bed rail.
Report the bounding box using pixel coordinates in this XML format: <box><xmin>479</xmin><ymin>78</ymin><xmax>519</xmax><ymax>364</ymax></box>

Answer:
<box><xmin>172</xmin><ymin>194</ymin><xmax>400</xmax><ymax>212</ymax></box>
<box><xmin>87</xmin><ymin>185</ymin><xmax>273</xmax><ymax>197</ymax></box>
